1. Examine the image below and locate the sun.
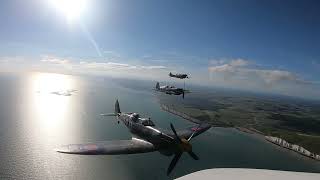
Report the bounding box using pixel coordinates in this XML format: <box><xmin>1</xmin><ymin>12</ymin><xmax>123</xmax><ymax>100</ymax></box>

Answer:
<box><xmin>49</xmin><ymin>0</ymin><xmax>87</xmax><ymax>22</ymax></box>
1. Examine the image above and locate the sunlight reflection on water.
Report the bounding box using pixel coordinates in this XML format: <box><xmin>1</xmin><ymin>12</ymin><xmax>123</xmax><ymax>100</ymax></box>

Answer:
<box><xmin>0</xmin><ymin>72</ymin><xmax>319</xmax><ymax>180</ymax></box>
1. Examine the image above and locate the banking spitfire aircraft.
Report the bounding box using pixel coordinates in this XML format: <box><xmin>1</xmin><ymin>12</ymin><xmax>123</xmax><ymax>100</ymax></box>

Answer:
<box><xmin>56</xmin><ymin>100</ymin><xmax>211</xmax><ymax>175</ymax></box>
<box><xmin>155</xmin><ymin>82</ymin><xmax>187</xmax><ymax>99</ymax></box>
<box><xmin>169</xmin><ymin>72</ymin><xmax>189</xmax><ymax>79</ymax></box>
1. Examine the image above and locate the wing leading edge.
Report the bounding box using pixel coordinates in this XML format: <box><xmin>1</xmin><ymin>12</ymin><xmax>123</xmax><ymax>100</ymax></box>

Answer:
<box><xmin>55</xmin><ymin>138</ymin><xmax>156</xmax><ymax>155</ymax></box>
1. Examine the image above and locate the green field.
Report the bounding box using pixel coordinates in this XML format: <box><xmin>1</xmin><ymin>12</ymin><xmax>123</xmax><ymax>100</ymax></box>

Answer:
<box><xmin>157</xmin><ymin>90</ymin><xmax>320</xmax><ymax>154</ymax></box>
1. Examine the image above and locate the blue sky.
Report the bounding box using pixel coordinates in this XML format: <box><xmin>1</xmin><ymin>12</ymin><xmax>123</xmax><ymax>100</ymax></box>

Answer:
<box><xmin>0</xmin><ymin>0</ymin><xmax>319</xmax><ymax>99</ymax></box>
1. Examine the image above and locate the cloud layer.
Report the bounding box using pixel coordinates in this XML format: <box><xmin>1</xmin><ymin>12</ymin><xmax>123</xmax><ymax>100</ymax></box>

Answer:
<box><xmin>1</xmin><ymin>55</ymin><xmax>319</xmax><ymax>100</ymax></box>
<box><xmin>38</xmin><ymin>56</ymin><xmax>168</xmax><ymax>80</ymax></box>
<box><xmin>209</xmin><ymin>59</ymin><xmax>310</xmax><ymax>86</ymax></box>
<box><xmin>207</xmin><ymin>58</ymin><xmax>320</xmax><ymax>99</ymax></box>
<box><xmin>40</xmin><ymin>56</ymin><xmax>167</xmax><ymax>70</ymax></box>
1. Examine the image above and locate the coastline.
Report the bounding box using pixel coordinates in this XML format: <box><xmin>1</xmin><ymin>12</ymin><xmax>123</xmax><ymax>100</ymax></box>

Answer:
<box><xmin>160</xmin><ymin>103</ymin><xmax>320</xmax><ymax>162</ymax></box>
<box><xmin>160</xmin><ymin>104</ymin><xmax>202</xmax><ymax>124</ymax></box>
<box><xmin>265</xmin><ymin>136</ymin><xmax>320</xmax><ymax>161</ymax></box>
<box><xmin>236</xmin><ymin>127</ymin><xmax>320</xmax><ymax>161</ymax></box>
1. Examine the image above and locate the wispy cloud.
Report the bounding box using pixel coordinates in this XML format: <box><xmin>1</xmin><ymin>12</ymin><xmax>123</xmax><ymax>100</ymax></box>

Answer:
<box><xmin>206</xmin><ymin>58</ymin><xmax>320</xmax><ymax>99</ymax></box>
<box><xmin>37</xmin><ymin>56</ymin><xmax>169</xmax><ymax>80</ymax></box>
<box><xmin>41</xmin><ymin>58</ymin><xmax>69</xmax><ymax>64</ymax></box>
<box><xmin>209</xmin><ymin>58</ymin><xmax>248</xmax><ymax>66</ymax></box>
<box><xmin>1</xmin><ymin>55</ymin><xmax>319</xmax><ymax>99</ymax></box>
<box><xmin>208</xmin><ymin>58</ymin><xmax>311</xmax><ymax>86</ymax></box>
<box><xmin>79</xmin><ymin>61</ymin><xmax>131</xmax><ymax>69</ymax></box>
<box><xmin>0</xmin><ymin>56</ymin><xmax>26</xmax><ymax>63</ymax></box>
<box><xmin>78</xmin><ymin>61</ymin><xmax>166</xmax><ymax>70</ymax></box>
<box><xmin>140</xmin><ymin>65</ymin><xmax>166</xmax><ymax>69</ymax></box>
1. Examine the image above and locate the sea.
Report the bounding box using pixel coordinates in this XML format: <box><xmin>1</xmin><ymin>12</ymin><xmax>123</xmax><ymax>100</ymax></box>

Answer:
<box><xmin>0</xmin><ymin>72</ymin><xmax>319</xmax><ymax>180</ymax></box>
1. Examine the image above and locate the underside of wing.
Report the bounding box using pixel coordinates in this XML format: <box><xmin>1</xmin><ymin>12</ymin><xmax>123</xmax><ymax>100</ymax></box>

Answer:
<box><xmin>55</xmin><ymin>138</ymin><xmax>156</xmax><ymax>155</ymax></box>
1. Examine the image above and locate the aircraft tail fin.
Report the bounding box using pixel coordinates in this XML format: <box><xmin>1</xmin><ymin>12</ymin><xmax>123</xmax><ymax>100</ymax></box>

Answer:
<box><xmin>115</xmin><ymin>99</ymin><xmax>121</xmax><ymax>115</ymax></box>
<box><xmin>156</xmin><ymin>82</ymin><xmax>160</xmax><ymax>90</ymax></box>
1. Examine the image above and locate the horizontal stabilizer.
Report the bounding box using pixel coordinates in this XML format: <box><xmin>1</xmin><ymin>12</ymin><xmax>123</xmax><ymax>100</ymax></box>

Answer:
<box><xmin>100</xmin><ymin>113</ymin><xmax>117</xmax><ymax>116</ymax></box>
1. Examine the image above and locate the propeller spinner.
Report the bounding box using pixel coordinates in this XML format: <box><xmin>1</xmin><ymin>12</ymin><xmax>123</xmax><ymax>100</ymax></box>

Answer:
<box><xmin>167</xmin><ymin>123</ymin><xmax>199</xmax><ymax>175</ymax></box>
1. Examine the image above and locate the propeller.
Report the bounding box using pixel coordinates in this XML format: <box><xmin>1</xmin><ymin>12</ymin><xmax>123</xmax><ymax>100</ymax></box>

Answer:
<box><xmin>167</xmin><ymin>123</ymin><xmax>200</xmax><ymax>175</ymax></box>
<box><xmin>182</xmin><ymin>90</ymin><xmax>185</xmax><ymax>99</ymax></box>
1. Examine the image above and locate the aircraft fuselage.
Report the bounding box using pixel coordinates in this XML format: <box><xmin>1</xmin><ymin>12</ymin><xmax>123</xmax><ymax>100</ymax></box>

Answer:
<box><xmin>157</xmin><ymin>85</ymin><xmax>184</xmax><ymax>95</ymax></box>
<box><xmin>117</xmin><ymin>113</ymin><xmax>173</xmax><ymax>147</ymax></box>
<box><xmin>169</xmin><ymin>73</ymin><xmax>188</xmax><ymax>79</ymax></box>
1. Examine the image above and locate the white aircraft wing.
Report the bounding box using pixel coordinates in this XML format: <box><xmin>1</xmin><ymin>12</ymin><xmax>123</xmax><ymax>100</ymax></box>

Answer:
<box><xmin>176</xmin><ymin>168</ymin><xmax>320</xmax><ymax>180</ymax></box>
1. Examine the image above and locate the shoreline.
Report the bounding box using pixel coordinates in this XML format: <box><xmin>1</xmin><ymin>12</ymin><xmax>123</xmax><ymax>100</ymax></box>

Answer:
<box><xmin>160</xmin><ymin>103</ymin><xmax>320</xmax><ymax>162</ymax></box>
<box><xmin>265</xmin><ymin>136</ymin><xmax>320</xmax><ymax>161</ymax></box>
<box><xmin>160</xmin><ymin>104</ymin><xmax>202</xmax><ymax>124</ymax></box>
<box><xmin>236</xmin><ymin>127</ymin><xmax>320</xmax><ymax>161</ymax></box>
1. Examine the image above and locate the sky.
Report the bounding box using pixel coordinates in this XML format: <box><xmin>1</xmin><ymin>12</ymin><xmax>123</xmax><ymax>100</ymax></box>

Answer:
<box><xmin>0</xmin><ymin>0</ymin><xmax>319</xmax><ymax>99</ymax></box>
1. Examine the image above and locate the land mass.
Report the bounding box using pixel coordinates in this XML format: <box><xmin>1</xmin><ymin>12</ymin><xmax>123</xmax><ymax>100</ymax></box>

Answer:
<box><xmin>156</xmin><ymin>86</ymin><xmax>320</xmax><ymax>159</ymax></box>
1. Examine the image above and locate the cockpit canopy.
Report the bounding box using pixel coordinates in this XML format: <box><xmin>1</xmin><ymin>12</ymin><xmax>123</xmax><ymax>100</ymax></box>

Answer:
<box><xmin>128</xmin><ymin>113</ymin><xmax>155</xmax><ymax>126</ymax></box>
<box><xmin>131</xmin><ymin>113</ymin><xmax>140</xmax><ymax>122</ymax></box>
<box><xmin>141</xmin><ymin>118</ymin><xmax>155</xmax><ymax>126</ymax></box>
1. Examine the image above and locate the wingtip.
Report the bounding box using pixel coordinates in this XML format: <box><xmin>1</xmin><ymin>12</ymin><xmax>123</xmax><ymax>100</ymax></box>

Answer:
<box><xmin>54</xmin><ymin>145</ymin><xmax>70</xmax><ymax>153</ymax></box>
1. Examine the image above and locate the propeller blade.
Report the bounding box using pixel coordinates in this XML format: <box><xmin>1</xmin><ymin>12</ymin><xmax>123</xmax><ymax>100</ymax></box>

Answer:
<box><xmin>187</xmin><ymin>124</ymin><xmax>201</xmax><ymax>141</ymax></box>
<box><xmin>188</xmin><ymin>151</ymin><xmax>199</xmax><ymax>160</ymax></box>
<box><xmin>167</xmin><ymin>152</ymin><xmax>182</xmax><ymax>175</ymax></box>
<box><xmin>182</xmin><ymin>91</ymin><xmax>185</xmax><ymax>99</ymax></box>
<box><xmin>187</xmin><ymin>130</ymin><xmax>196</xmax><ymax>141</ymax></box>
<box><xmin>170</xmin><ymin>123</ymin><xmax>182</xmax><ymax>143</ymax></box>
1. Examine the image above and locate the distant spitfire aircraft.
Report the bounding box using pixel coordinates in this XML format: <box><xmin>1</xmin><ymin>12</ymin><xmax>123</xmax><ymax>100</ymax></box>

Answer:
<box><xmin>155</xmin><ymin>82</ymin><xmax>186</xmax><ymax>98</ymax></box>
<box><xmin>56</xmin><ymin>100</ymin><xmax>211</xmax><ymax>175</ymax></box>
<box><xmin>169</xmin><ymin>72</ymin><xmax>189</xmax><ymax>79</ymax></box>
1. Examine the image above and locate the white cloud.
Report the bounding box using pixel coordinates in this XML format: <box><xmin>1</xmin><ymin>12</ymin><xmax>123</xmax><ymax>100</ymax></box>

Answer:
<box><xmin>229</xmin><ymin>59</ymin><xmax>249</xmax><ymax>66</ymax></box>
<box><xmin>140</xmin><ymin>65</ymin><xmax>167</xmax><ymax>69</ymax></box>
<box><xmin>33</xmin><ymin>56</ymin><xmax>169</xmax><ymax>81</ymax></box>
<box><xmin>251</xmin><ymin>69</ymin><xmax>310</xmax><ymax>85</ymax></box>
<box><xmin>41</xmin><ymin>58</ymin><xmax>69</xmax><ymax>64</ymax></box>
<box><xmin>77</xmin><ymin>61</ymin><xmax>166</xmax><ymax>70</ymax></box>
<box><xmin>209</xmin><ymin>59</ymin><xmax>226</xmax><ymax>65</ymax></box>
<box><xmin>209</xmin><ymin>58</ymin><xmax>249</xmax><ymax>67</ymax></box>
<box><xmin>1</xmin><ymin>55</ymin><xmax>319</xmax><ymax>100</ymax></box>
<box><xmin>0</xmin><ymin>56</ymin><xmax>26</xmax><ymax>63</ymax></box>
<box><xmin>107</xmin><ymin>62</ymin><xmax>130</xmax><ymax>67</ymax></box>
<box><xmin>79</xmin><ymin>61</ymin><xmax>131</xmax><ymax>69</ymax></box>
<box><xmin>206</xmin><ymin>58</ymin><xmax>320</xmax><ymax>99</ymax></box>
<box><xmin>208</xmin><ymin>59</ymin><xmax>310</xmax><ymax>85</ymax></box>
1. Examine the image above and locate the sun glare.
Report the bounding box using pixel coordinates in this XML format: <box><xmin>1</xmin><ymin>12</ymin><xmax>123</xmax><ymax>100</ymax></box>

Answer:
<box><xmin>31</xmin><ymin>73</ymin><xmax>74</xmax><ymax>131</ymax></box>
<box><xmin>49</xmin><ymin>0</ymin><xmax>87</xmax><ymax>22</ymax></box>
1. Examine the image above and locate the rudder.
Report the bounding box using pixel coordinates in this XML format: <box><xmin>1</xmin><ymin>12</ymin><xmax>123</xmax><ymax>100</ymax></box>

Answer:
<box><xmin>115</xmin><ymin>99</ymin><xmax>121</xmax><ymax>114</ymax></box>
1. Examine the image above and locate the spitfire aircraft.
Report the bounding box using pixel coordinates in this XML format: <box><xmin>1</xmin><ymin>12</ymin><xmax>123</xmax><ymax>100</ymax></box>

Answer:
<box><xmin>56</xmin><ymin>100</ymin><xmax>211</xmax><ymax>175</ymax></box>
<box><xmin>155</xmin><ymin>82</ymin><xmax>186</xmax><ymax>99</ymax></box>
<box><xmin>169</xmin><ymin>72</ymin><xmax>189</xmax><ymax>79</ymax></box>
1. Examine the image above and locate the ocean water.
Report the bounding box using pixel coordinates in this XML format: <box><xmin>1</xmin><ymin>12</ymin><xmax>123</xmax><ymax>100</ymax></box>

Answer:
<box><xmin>0</xmin><ymin>72</ymin><xmax>319</xmax><ymax>180</ymax></box>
